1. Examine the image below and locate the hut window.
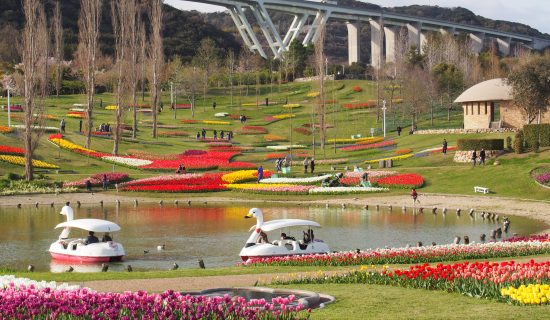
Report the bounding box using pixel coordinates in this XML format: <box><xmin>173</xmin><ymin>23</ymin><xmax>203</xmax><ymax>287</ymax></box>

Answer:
<box><xmin>477</xmin><ymin>103</ymin><xmax>480</xmax><ymax>115</ymax></box>
<box><xmin>465</xmin><ymin>104</ymin><xmax>468</xmax><ymax>115</ymax></box>
<box><xmin>484</xmin><ymin>103</ymin><xmax>488</xmax><ymax>114</ymax></box>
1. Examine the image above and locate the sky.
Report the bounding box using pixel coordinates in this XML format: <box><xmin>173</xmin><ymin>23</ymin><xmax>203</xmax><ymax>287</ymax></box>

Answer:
<box><xmin>165</xmin><ymin>0</ymin><xmax>550</xmax><ymax>34</ymax></box>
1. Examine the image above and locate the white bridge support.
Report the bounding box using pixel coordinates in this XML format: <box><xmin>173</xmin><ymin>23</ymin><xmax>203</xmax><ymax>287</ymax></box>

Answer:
<box><xmin>303</xmin><ymin>10</ymin><xmax>331</xmax><ymax>45</ymax></box>
<box><xmin>283</xmin><ymin>14</ymin><xmax>309</xmax><ymax>50</ymax></box>
<box><xmin>469</xmin><ymin>32</ymin><xmax>485</xmax><ymax>53</ymax></box>
<box><xmin>497</xmin><ymin>37</ymin><xmax>511</xmax><ymax>55</ymax></box>
<box><xmin>384</xmin><ymin>26</ymin><xmax>397</xmax><ymax>64</ymax></box>
<box><xmin>346</xmin><ymin>21</ymin><xmax>360</xmax><ymax>65</ymax></box>
<box><xmin>407</xmin><ymin>22</ymin><xmax>422</xmax><ymax>51</ymax></box>
<box><xmin>228</xmin><ymin>4</ymin><xmax>267</xmax><ymax>58</ymax></box>
<box><xmin>249</xmin><ymin>1</ymin><xmax>285</xmax><ymax>58</ymax></box>
<box><xmin>370</xmin><ymin>19</ymin><xmax>383</xmax><ymax>69</ymax></box>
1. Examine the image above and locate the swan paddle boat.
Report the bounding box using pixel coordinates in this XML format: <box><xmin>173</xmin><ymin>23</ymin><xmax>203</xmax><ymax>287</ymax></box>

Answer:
<box><xmin>49</xmin><ymin>204</ymin><xmax>125</xmax><ymax>262</ymax></box>
<box><xmin>239</xmin><ymin>208</ymin><xmax>330</xmax><ymax>261</ymax></box>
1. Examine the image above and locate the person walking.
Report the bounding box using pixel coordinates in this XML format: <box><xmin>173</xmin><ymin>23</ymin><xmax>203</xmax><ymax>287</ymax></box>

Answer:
<box><xmin>397</xmin><ymin>126</ymin><xmax>402</xmax><ymax>136</ymax></box>
<box><xmin>79</xmin><ymin>120</ymin><xmax>83</xmax><ymax>133</ymax></box>
<box><xmin>201</xmin><ymin>128</ymin><xmax>206</xmax><ymax>139</ymax></box>
<box><xmin>212</xmin><ymin>101</ymin><xmax>216</xmax><ymax>109</ymax></box>
<box><xmin>213</xmin><ymin>130</ymin><xmax>217</xmax><ymax>140</ymax></box>
<box><xmin>303</xmin><ymin>157</ymin><xmax>310</xmax><ymax>173</ymax></box>
<box><xmin>85</xmin><ymin>179</ymin><xmax>92</xmax><ymax>192</ymax></box>
<box><xmin>471</xmin><ymin>150</ymin><xmax>477</xmax><ymax>167</ymax></box>
<box><xmin>60</xmin><ymin>119</ymin><xmax>66</xmax><ymax>133</ymax></box>
<box><xmin>220</xmin><ymin>130</ymin><xmax>225</xmax><ymax>139</ymax></box>
<box><xmin>257</xmin><ymin>165</ymin><xmax>264</xmax><ymax>183</ymax></box>
<box><xmin>479</xmin><ymin>148</ymin><xmax>486</xmax><ymax>165</ymax></box>
<box><xmin>310</xmin><ymin>158</ymin><xmax>315</xmax><ymax>174</ymax></box>
<box><xmin>411</xmin><ymin>188</ymin><xmax>418</xmax><ymax>206</ymax></box>
<box><xmin>442</xmin><ymin>139</ymin><xmax>448</xmax><ymax>154</ymax></box>
<box><xmin>102</xmin><ymin>174</ymin><xmax>109</xmax><ymax>190</ymax></box>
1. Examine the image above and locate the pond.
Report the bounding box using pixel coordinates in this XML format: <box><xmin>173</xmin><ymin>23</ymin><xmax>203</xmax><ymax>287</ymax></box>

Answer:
<box><xmin>0</xmin><ymin>203</ymin><xmax>545</xmax><ymax>272</ymax></box>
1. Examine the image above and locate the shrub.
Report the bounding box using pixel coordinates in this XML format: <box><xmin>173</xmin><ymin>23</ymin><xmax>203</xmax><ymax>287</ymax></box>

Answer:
<box><xmin>506</xmin><ymin>136</ymin><xmax>512</xmax><ymax>151</ymax></box>
<box><xmin>524</xmin><ymin>124</ymin><xmax>550</xmax><ymax>148</ymax></box>
<box><xmin>7</xmin><ymin>173</ymin><xmax>21</xmax><ymax>181</ymax></box>
<box><xmin>514</xmin><ymin>130</ymin><xmax>524</xmax><ymax>154</ymax></box>
<box><xmin>457</xmin><ymin>139</ymin><xmax>504</xmax><ymax>151</ymax></box>
<box><xmin>533</xmin><ymin>139</ymin><xmax>540</xmax><ymax>153</ymax></box>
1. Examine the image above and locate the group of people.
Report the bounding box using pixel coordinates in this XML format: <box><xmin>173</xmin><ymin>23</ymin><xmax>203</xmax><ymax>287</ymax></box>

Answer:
<box><xmin>256</xmin><ymin>230</ymin><xmax>314</xmax><ymax>248</ymax></box>
<box><xmin>85</xmin><ymin>174</ymin><xmax>109</xmax><ymax>191</ymax></box>
<box><xmin>302</xmin><ymin>157</ymin><xmax>315</xmax><ymax>174</ymax></box>
<box><xmin>85</xmin><ymin>231</ymin><xmax>112</xmax><ymax>245</ymax></box>
<box><xmin>274</xmin><ymin>158</ymin><xmax>290</xmax><ymax>173</ymax></box>
<box><xmin>196</xmin><ymin>128</ymin><xmax>233</xmax><ymax>141</ymax></box>
<box><xmin>471</xmin><ymin>149</ymin><xmax>487</xmax><ymax>166</ymax></box>
<box><xmin>239</xmin><ymin>115</ymin><xmax>247</xmax><ymax>123</ymax></box>
<box><xmin>176</xmin><ymin>164</ymin><xmax>186</xmax><ymax>174</ymax></box>
<box><xmin>98</xmin><ymin>123</ymin><xmax>112</xmax><ymax>133</ymax></box>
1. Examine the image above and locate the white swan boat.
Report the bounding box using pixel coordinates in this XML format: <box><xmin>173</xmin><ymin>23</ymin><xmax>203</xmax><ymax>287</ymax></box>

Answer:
<box><xmin>49</xmin><ymin>205</ymin><xmax>125</xmax><ymax>263</ymax></box>
<box><xmin>239</xmin><ymin>208</ymin><xmax>330</xmax><ymax>261</ymax></box>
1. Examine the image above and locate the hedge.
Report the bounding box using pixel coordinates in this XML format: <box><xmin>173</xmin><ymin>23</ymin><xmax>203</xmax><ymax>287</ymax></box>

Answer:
<box><xmin>523</xmin><ymin>124</ymin><xmax>550</xmax><ymax>148</ymax></box>
<box><xmin>457</xmin><ymin>139</ymin><xmax>504</xmax><ymax>151</ymax></box>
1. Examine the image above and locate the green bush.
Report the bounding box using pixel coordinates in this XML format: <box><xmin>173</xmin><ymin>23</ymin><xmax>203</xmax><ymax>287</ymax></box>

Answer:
<box><xmin>7</xmin><ymin>173</ymin><xmax>21</xmax><ymax>181</ymax></box>
<box><xmin>524</xmin><ymin>124</ymin><xmax>550</xmax><ymax>148</ymax></box>
<box><xmin>506</xmin><ymin>136</ymin><xmax>512</xmax><ymax>151</ymax></box>
<box><xmin>514</xmin><ymin>130</ymin><xmax>524</xmax><ymax>154</ymax></box>
<box><xmin>457</xmin><ymin>139</ymin><xmax>504</xmax><ymax>151</ymax></box>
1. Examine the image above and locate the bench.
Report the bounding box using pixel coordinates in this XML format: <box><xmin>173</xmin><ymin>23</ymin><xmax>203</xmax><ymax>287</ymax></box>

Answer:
<box><xmin>331</xmin><ymin>166</ymin><xmax>349</xmax><ymax>171</ymax></box>
<box><xmin>474</xmin><ymin>186</ymin><xmax>490</xmax><ymax>194</ymax></box>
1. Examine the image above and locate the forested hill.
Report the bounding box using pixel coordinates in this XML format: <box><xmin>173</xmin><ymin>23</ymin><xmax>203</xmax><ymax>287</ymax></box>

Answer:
<box><xmin>0</xmin><ymin>0</ymin><xmax>548</xmax><ymax>65</ymax></box>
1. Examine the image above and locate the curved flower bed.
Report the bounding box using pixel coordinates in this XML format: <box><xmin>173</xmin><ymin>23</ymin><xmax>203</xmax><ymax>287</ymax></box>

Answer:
<box><xmin>63</xmin><ymin>172</ymin><xmax>130</xmax><ymax>188</ymax></box>
<box><xmin>103</xmin><ymin>156</ymin><xmax>152</xmax><ymax>167</ymax></box>
<box><xmin>306</xmin><ymin>91</ymin><xmax>320</xmax><ymax>98</ymax></box>
<box><xmin>203</xmin><ymin>120</ymin><xmax>231</xmax><ymax>125</ymax></box>
<box><xmin>226</xmin><ymin>184</ymin><xmax>314</xmax><ymax>195</ymax></box>
<box><xmin>246</xmin><ymin>241</ymin><xmax>550</xmax><ymax>267</ymax></box>
<box><xmin>0</xmin><ymin>155</ymin><xmax>59</xmax><ymax>169</ymax></box>
<box><xmin>67</xmin><ymin>111</ymin><xmax>85</xmax><ymax>118</ymax></box>
<box><xmin>294</xmin><ymin>127</ymin><xmax>312</xmax><ymax>136</ymax></box>
<box><xmin>395</xmin><ymin>148</ymin><xmax>413</xmax><ymax>155</ymax></box>
<box><xmin>260</xmin><ymin>174</ymin><xmax>331</xmax><ymax>185</ymax></box>
<box><xmin>0</xmin><ymin>125</ymin><xmax>13</xmax><ymax>134</ymax></box>
<box><xmin>264</xmin><ymin>134</ymin><xmax>287</xmax><ymax>142</ymax></box>
<box><xmin>532</xmin><ymin>167</ymin><xmax>550</xmax><ymax>188</ymax></box>
<box><xmin>221</xmin><ymin>170</ymin><xmax>272</xmax><ymax>184</ymax></box>
<box><xmin>158</xmin><ymin>131</ymin><xmax>190</xmax><ymax>137</ymax></box>
<box><xmin>352</xmin><ymin>86</ymin><xmax>362</xmax><ymax>92</ymax></box>
<box><xmin>308</xmin><ymin>186</ymin><xmax>388</xmax><ymax>194</ymax></box>
<box><xmin>342</xmin><ymin>101</ymin><xmax>376</xmax><ymax>109</ymax></box>
<box><xmin>0</xmin><ymin>275</ymin><xmax>80</xmax><ymax>291</ymax></box>
<box><xmin>0</xmin><ymin>285</ymin><xmax>306</xmax><ymax>319</ymax></box>
<box><xmin>341</xmin><ymin>141</ymin><xmax>396</xmax><ymax>152</ymax></box>
<box><xmin>375</xmin><ymin>173</ymin><xmax>424</xmax><ymax>189</ymax></box>
<box><xmin>105</xmin><ymin>105</ymin><xmax>118</xmax><ymax>110</ymax></box>
<box><xmin>364</xmin><ymin>153</ymin><xmax>414</xmax><ymax>164</ymax></box>
<box><xmin>355</xmin><ymin>137</ymin><xmax>385</xmax><ymax>145</ymax></box>
<box><xmin>275</xmin><ymin>259</ymin><xmax>550</xmax><ymax>305</ymax></box>
<box><xmin>0</xmin><ymin>145</ymin><xmax>25</xmax><ymax>155</ymax></box>
<box><xmin>266</xmin><ymin>145</ymin><xmax>307</xmax><ymax>151</ymax></box>
<box><xmin>273</xmin><ymin>114</ymin><xmax>295</xmax><ymax>120</ymax></box>
<box><xmin>327</xmin><ymin>137</ymin><xmax>380</xmax><ymax>144</ymax></box>
<box><xmin>239</xmin><ymin>126</ymin><xmax>268</xmax><ymax>135</ymax></box>
<box><xmin>282</xmin><ymin>104</ymin><xmax>302</xmax><ymax>109</ymax></box>
<box><xmin>218</xmin><ymin>162</ymin><xmax>258</xmax><ymax>170</ymax></box>
<box><xmin>120</xmin><ymin>173</ymin><xmax>227</xmax><ymax>193</ymax></box>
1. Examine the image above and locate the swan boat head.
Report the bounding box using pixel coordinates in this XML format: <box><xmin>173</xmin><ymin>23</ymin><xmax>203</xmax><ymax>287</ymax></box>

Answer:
<box><xmin>244</xmin><ymin>208</ymin><xmax>264</xmax><ymax>230</ymax></box>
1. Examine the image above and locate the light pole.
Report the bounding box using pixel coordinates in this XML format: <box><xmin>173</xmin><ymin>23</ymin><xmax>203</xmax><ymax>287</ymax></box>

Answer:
<box><xmin>382</xmin><ymin>99</ymin><xmax>387</xmax><ymax>138</ymax></box>
<box><xmin>170</xmin><ymin>81</ymin><xmax>175</xmax><ymax>119</ymax></box>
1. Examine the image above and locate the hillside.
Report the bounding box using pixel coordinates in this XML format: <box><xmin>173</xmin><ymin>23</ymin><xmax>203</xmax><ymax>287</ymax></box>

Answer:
<box><xmin>0</xmin><ymin>0</ymin><xmax>548</xmax><ymax>65</ymax></box>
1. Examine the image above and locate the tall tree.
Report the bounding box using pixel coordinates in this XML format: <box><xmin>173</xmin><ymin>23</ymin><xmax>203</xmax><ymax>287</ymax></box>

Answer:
<box><xmin>128</xmin><ymin>0</ymin><xmax>140</xmax><ymax>139</ymax></box>
<box><xmin>78</xmin><ymin>0</ymin><xmax>102</xmax><ymax>149</ymax></box>
<box><xmin>52</xmin><ymin>0</ymin><xmax>63</xmax><ymax>98</ymax></box>
<box><xmin>21</xmin><ymin>0</ymin><xmax>48</xmax><ymax>181</ymax></box>
<box><xmin>225</xmin><ymin>49</ymin><xmax>236</xmax><ymax>106</ymax></box>
<box><xmin>315</xmin><ymin>25</ymin><xmax>327</xmax><ymax>151</ymax></box>
<box><xmin>111</xmin><ymin>0</ymin><xmax>132</xmax><ymax>155</ymax></box>
<box><xmin>193</xmin><ymin>38</ymin><xmax>219</xmax><ymax>110</ymax></box>
<box><xmin>507</xmin><ymin>55</ymin><xmax>550</xmax><ymax>124</ymax></box>
<box><xmin>149</xmin><ymin>0</ymin><xmax>163</xmax><ymax>138</ymax></box>
<box><xmin>433</xmin><ymin>62</ymin><xmax>464</xmax><ymax>121</ymax></box>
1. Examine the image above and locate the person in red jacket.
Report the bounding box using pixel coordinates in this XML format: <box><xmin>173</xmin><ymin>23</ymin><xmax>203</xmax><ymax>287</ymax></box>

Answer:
<box><xmin>411</xmin><ymin>188</ymin><xmax>418</xmax><ymax>205</ymax></box>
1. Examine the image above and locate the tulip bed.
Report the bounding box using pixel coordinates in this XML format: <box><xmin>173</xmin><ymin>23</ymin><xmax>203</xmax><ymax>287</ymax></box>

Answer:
<box><xmin>340</xmin><ymin>141</ymin><xmax>396</xmax><ymax>152</ymax></box>
<box><xmin>221</xmin><ymin>170</ymin><xmax>272</xmax><ymax>184</ymax></box>
<box><xmin>327</xmin><ymin>137</ymin><xmax>380</xmax><ymax>144</ymax></box>
<box><xmin>63</xmin><ymin>172</ymin><xmax>130</xmax><ymax>188</ymax></box>
<box><xmin>532</xmin><ymin>167</ymin><xmax>550</xmax><ymax>187</ymax></box>
<box><xmin>375</xmin><ymin>173</ymin><xmax>424</xmax><ymax>189</ymax></box>
<box><xmin>120</xmin><ymin>173</ymin><xmax>227</xmax><ymax>192</ymax></box>
<box><xmin>0</xmin><ymin>145</ymin><xmax>25</xmax><ymax>155</ymax></box>
<box><xmin>158</xmin><ymin>131</ymin><xmax>190</xmax><ymax>137</ymax></box>
<box><xmin>342</xmin><ymin>101</ymin><xmax>377</xmax><ymax>109</ymax></box>
<box><xmin>364</xmin><ymin>153</ymin><xmax>414</xmax><ymax>164</ymax></box>
<box><xmin>266</xmin><ymin>145</ymin><xmax>308</xmax><ymax>151</ymax></box>
<box><xmin>275</xmin><ymin>259</ymin><xmax>550</xmax><ymax>305</ymax></box>
<box><xmin>294</xmin><ymin>127</ymin><xmax>312</xmax><ymax>136</ymax></box>
<box><xmin>264</xmin><ymin>134</ymin><xmax>287</xmax><ymax>142</ymax></box>
<box><xmin>0</xmin><ymin>155</ymin><xmax>59</xmax><ymax>169</ymax></box>
<box><xmin>0</xmin><ymin>125</ymin><xmax>13</xmax><ymax>134</ymax></box>
<box><xmin>260</xmin><ymin>174</ymin><xmax>332</xmax><ymax>185</ymax></box>
<box><xmin>0</xmin><ymin>282</ymin><xmax>308</xmax><ymax>319</ymax></box>
<box><xmin>226</xmin><ymin>184</ymin><xmax>315</xmax><ymax>195</ymax></box>
<box><xmin>67</xmin><ymin>111</ymin><xmax>85</xmax><ymax>118</ymax></box>
<box><xmin>218</xmin><ymin>162</ymin><xmax>258</xmax><ymax>170</ymax></box>
<box><xmin>245</xmin><ymin>241</ymin><xmax>550</xmax><ymax>267</ymax></box>
<box><xmin>239</xmin><ymin>126</ymin><xmax>268</xmax><ymax>134</ymax></box>
<box><xmin>282</xmin><ymin>104</ymin><xmax>302</xmax><ymax>109</ymax></box>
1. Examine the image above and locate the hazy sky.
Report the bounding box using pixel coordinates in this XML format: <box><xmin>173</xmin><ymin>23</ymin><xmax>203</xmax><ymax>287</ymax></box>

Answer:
<box><xmin>165</xmin><ymin>0</ymin><xmax>550</xmax><ymax>34</ymax></box>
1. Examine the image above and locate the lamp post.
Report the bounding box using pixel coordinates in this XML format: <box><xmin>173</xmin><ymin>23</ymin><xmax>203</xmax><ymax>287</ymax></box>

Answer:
<box><xmin>382</xmin><ymin>99</ymin><xmax>387</xmax><ymax>138</ymax></box>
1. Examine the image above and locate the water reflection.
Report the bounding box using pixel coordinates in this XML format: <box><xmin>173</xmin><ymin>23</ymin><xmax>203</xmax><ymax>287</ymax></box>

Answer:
<box><xmin>0</xmin><ymin>204</ymin><xmax>545</xmax><ymax>272</ymax></box>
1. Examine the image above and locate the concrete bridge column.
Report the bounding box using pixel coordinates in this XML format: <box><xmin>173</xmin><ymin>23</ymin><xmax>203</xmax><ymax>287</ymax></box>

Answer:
<box><xmin>497</xmin><ymin>37</ymin><xmax>511</xmax><ymax>56</ymax></box>
<box><xmin>407</xmin><ymin>22</ymin><xmax>422</xmax><ymax>51</ymax></box>
<box><xmin>420</xmin><ymin>32</ymin><xmax>428</xmax><ymax>53</ymax></box>
<box><xmin>384</xmin><ymin>26</ymin><xmax>396</xmax><ymax>64</ymax></box>
<box><xmin>469</xmin><ymin>32</ymin><xmax>485</xmax><ymax>53</ymax></box>
<box><xmin>346</xmin><ymin>21</ymin><xmax>360</xmax><ymax>65</ymax></box>
<box><xmin>370</xmin><ymin>19</ymin><xmax>383</xmax><ymax>69</ymax></box>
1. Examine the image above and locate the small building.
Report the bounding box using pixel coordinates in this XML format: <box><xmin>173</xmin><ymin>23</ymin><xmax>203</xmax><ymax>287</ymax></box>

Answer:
<box><xmin>454</xmin><ymin>78</ymin><xmax>550</xmax><ymax>129</ymax></box>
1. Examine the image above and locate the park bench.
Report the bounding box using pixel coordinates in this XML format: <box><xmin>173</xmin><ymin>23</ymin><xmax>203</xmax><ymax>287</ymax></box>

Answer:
<box><xmin>474</xmin><ymin>186</ymin><xmax>490</xmax><ymax>194</ymax></box>
<box><xmin>330</xmin><ymin>166</ymin><xmax>349</xmax><ymax>171</ymax></box>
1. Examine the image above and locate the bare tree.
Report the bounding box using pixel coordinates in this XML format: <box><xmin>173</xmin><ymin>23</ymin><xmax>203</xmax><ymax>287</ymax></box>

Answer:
<box><xmin>148</xmin><ymin>0</ymin><xmax>163</xmax><ymax>138</ymax></box>
<box><xmin>52</xmin><ymin>0</ymin><xmax>63</xmax><ymax>97</ymax></box>
<box><xmin>21</xmin><ymin>0</ymin><xmax>48</xmax><ymax>181</ymax></box>
<box><xmin>315</xmin><ymin>25</ymin><xmax>327</xmax><ymax>151</ymax></box>
<box><xmin>226</xmin><ymin>49</ymin><xmax>236</xmax><ymax>106</ymax></box>
<box><xmin>111</xmin><ymin>0</ymin><xmax>133</xmax><ymax>155</ymax></box>
<box><xmin>78</xmin><ymin>0</ymin><xmax>102</xmax><ymax>148</ymax></box>
<box><xmin>193</xmin><ymin>38</ymin><xmax>219</xmax><ymax>110</ymax></box>
<box><xmin>138</xmin><ymin>13</ymin><xmax>146</xmax><ymax>102</ymax></box>
<box><xmin>128</xmin><ymin>0</ymin><xmax>140</xmax><ymax>139</ymax></box>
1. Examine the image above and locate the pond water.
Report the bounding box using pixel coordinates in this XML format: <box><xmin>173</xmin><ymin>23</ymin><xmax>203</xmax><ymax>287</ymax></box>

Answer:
<box><xmin>0</xmin><ymin>203</ymin><xmax>545</xmax><ymax>272</ymax></box>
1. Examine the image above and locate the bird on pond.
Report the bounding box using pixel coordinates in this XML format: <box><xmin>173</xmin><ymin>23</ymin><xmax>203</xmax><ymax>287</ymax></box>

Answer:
<box><xmin>101</xmin><ymin>263</ymin><xmax>109</xmax><ymax>272</ymax></box>
<box><xmin>143</xmin><ymin>250</ymin><xmax>149</xmax><ymax>254</ymax></box>
<box><xmin>127</xmin><ymin>265</ymin><xmax>133</xmax><ymax>272</ymax></box>
<box><xmin>157</xmin><ymin>244</ymin><xmax>165</xmax><ymax>251</ymax></box>
<box><xmin>66</xmin><ymin>266</ymin><xmax>74</xmax><ymax>273</ymax></box>
<box><xmin>27</xmin><ymin>265</ymin><xmax>34</xmax><ymax>272</ymax></box>
<box><xmin>171</xmin><ymin>263</ymin><xmax>179</xmax><ymax>270</ymax></box>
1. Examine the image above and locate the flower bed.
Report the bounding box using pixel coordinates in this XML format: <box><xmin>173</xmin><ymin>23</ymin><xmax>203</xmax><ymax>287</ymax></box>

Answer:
<box><xmin>340</xmin><ymin>141</ymin><xmax>396</xmax><ymax>151</ymax></box>
<box><xmin>0</xmin><ymin>145</ymin><xmax>25</xmax><ymax>155</ymax></box>
<box><xmin>273</xmin><ymin>114</ymin><xmax>295</xmax><ymax>120</ymax></box>
<box><xmin>502</xmin><ymin>284</ymin><xmax>550</xmax><ymax>305</ymax></box>
<box><xmin>2</xmin><ymin>104</ymin><xmax>23</xmax><ymax>112</ymax></box>
<box><xmin>282</xmin><ymin>104</ymin><xmax>302</xmax><ymax>109</ymax></box>
<box><xmin>158</xmin><ymin>131</ymin><xmax>190</xmax><ymax>137</ymax></box>
<box><xmin>0</xmin><ymin>155</ymin><xmax>59</xmax><ymax>169</ymax></box>
<box><xmin>203</xmin><ymin>120</ymin><xmax>231</xmax><ymax>125</ymax></box>
<box><xmin>395</xmin><ymin>148</ymin><xmax>413</xmax><ymax>155</ymax></box>
<box><xmin>264</xmin><ymin>134</ymin><xmax>286</xmax><ymax>142</ymax></box>
<box><xmin>532</xmin><ymin>167</ymin><xmax>550</xmax><ymax>187</ymax></box>
<box><xmin>344</xmin><ymin>170</ymin><xmax>397</xmax><ymax>178</ymax></box>
<box><xmin>504</xmin><ymin>234</ymin><xmax>549</xmax><ymax>243</ymax></box>
<box><xmin>218</xmin><ymin>162</ymin><xmax>258</xmax><ymax>170</ymax></box>
<box><xmin>173</xmin><ymin>103</ymin><xmax>192</xmax><ymax>109</ymax></box>
<box><xmin>12</xmin><ymin>125</ymin><xmax>59</xmax><ymax>132</ymax></box>
<box><xmin>0</xmin><ymin>126</ymin><xmax>13</xmax><ymax>134</ymax></box>
<box><xmin>0</xmin><ymin>275</ymin><xmax>80</xmax><ymax>291</ymax></box>
<box><xmin>364</xmin><ymin>153</ymin><xmax>414</xmax><ymax>164</ymax></box>
<box><xmin>0</xmin><ymin>284</ymin><xmax>306</xmax><ymax>319</ymax></box>
<box><xmin>247</xmin><ymin>241</ymin><xmax>550</xmax><ymax>267</ymax></box>
<box><xmin>355</xmin><ymin>137</ymin><xmax>385</xmax><ymax>145</ymax></box>
<box><xmin>63</xmin><ymin>172</ymin><xmax>130</xmax><ymax>188</ymax></box>
<box><xmin>120</xmin><ymin>173</ymin><xmax>227</xmax><ymax>193</ymax></box>
<box><xmin>239</xmin><ymin>126</ymin><xmax>268</xmax><ymax>135</ymax></box>
<box><xmin>266</xmin><ymin>145</ymin><xmax>307</xmax><ymax>151</ymax></box>
<box><xmin>342</xmin><ymin>100</ymin><xmax>376</xmax><ymax>109</ymax></box>
<box><xmin>327</xmin><ymin>137</ymin><xmax>381</xmax><ymax>144</ymax></box>
<box><xmin>182</xmin><ymin>119</ymin><xmax>199</xmax><ymax>124</ymax></box>
<box><xmin>308</xmin><ymin>187</ymin><xmax>388</xmax><ymax>194</ymax></box>
<box><xmin>221</xmin><ymin>170</ymin><xmax>272</xmax><ymax>184</ymax></box>
<box><xmin>215</xmin><ymin>112</ymin><xmax>229</xmax><ymax>117</ymax></box>
<box><xmin>67</xmin><ymin>111</ymin><xmax>85</xmax><ymax>118</ymax></box>
<box><xmin>105</xmin><ymin>105</ymin><xmax>118</xmax><ymax>110</ymax></box>
<box><xmin>306</xmin><ymin>91</ymin><xmax>320</xmax><ymax>98</ymax></box>
<box><xmin>375</xmin><ymin>173</ymin><xmax>424</xmax><ymax>188</ymax></box>
<box><xmin>352</xmin><ymin>86</ymin><xmax>362</xmax><ymax>92</ymax></box>
<box><xmin>294</xmin><ymin>127</ymin><xmax>312</xmax><ymax>136</ymax></box>
<box><xmin>227</xmin><ymin>184</ymin><xmax>314</xmax><ymax>195</ymax></box>
<box><xmin>260</xmin><ymin>174</ymin><xmax>332</xmax><ymax>185</ymax></box>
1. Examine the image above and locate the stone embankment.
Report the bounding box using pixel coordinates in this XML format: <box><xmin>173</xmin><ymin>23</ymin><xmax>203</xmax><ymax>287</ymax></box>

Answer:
<box><xmin>453</xmin><ymin>150</ymin><xmax>504</xmax><ymax>163</ymax></box>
